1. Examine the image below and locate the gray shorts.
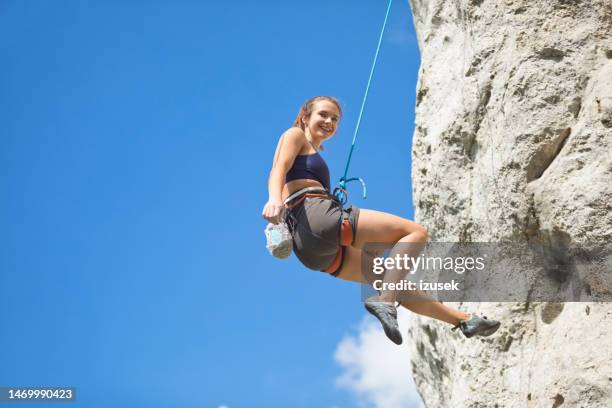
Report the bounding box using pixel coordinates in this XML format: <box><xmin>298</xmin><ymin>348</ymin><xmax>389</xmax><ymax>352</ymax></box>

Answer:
<box><xmin>284</xmin><ymin>190</ymin><xmax>359</xmax><ymax>275</ymax></box>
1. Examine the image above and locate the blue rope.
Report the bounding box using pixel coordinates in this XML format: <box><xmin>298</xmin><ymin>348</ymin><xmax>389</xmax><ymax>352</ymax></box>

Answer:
<box><xmin>334</xmin><ymin>0</ymin><xmax>393</xmax><ymax>205</ymax></box>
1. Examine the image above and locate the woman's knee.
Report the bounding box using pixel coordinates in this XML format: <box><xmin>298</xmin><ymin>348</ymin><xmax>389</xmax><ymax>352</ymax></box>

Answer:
<box><xmin>396</xmin><ymin>219</ymin><xmax>427</xmax><ymax>242</ymax></box>
<box><xmin>412</xmin><ymin>224</ymin><xmax>428</xmax><ymax>242</ymax></box>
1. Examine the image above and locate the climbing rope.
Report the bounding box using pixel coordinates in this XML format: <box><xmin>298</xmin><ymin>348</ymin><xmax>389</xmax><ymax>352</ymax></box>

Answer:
<box><xmin>334</xmin><ymin>0</ymin><xmax>394</xmax><ymax>205</ymax></box>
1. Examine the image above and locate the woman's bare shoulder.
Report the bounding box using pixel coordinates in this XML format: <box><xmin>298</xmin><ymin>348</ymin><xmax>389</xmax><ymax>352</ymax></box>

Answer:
<box><xmin>279</xmin><ymin>127</ymin><xmax>307</xmax><ymax>147</ymax></box>
<box><xmin>281</xmin><ymin>126</ymin><xmax>305</xmax><ymax>139</ymax></box>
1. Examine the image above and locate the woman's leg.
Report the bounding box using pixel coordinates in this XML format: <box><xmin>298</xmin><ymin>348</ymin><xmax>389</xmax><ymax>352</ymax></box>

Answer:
<box><xmin>397</xmin><ymin>299</ymin><xmax>470</xmax><ymax>326</ymax></box>
<box><xmin>336</xmin><ymin>215</ymin><xmax>470</xmax><ymax>326</ymax></box>
<box><xmin>352</xmin><ymin>209</ymin><xmax>429</xmax><ymax>304</ymax></box>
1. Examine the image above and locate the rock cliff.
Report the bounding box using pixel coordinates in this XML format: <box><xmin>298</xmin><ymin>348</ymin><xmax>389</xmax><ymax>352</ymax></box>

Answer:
<box><xmin>406</xmin><ymin>1</ymin><xmax>612</xmax><ymax>406</ymax></box>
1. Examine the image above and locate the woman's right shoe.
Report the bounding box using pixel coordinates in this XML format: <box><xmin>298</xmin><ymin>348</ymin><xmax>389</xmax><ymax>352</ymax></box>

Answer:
<box><xmin>452</xmin><ymin>315</ymin><xmax>501</xmax><ymax>338</ymax></box>
<box><xmin>364</xmin><ymin>298</ymin><xmax>403</xmax><ymax>345</ymax></box>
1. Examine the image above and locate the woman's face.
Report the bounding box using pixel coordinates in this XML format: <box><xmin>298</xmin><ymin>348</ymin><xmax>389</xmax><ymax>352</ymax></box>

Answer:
<box><xmin>304</xmin><ymin>100</ymin><xmax>341</xmax><ymax>141</ymax></box>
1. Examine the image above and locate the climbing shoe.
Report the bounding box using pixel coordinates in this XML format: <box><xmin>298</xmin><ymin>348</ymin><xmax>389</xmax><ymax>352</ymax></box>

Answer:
<box><xmin>364</xmin><ymin>297</ymin><xmax>403</xmax><ymax>345</ymax></box>
<box><xmin>452</xmin><ymin>315</ymin><xmax>501</xmax><ymax>338</ymax></box>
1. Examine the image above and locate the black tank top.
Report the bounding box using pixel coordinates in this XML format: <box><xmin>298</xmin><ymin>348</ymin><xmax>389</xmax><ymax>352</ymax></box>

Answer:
<box><xmin>285</xmin><ymin>151</ymin><xmax>330</xmax><ymax>191</ymax></box>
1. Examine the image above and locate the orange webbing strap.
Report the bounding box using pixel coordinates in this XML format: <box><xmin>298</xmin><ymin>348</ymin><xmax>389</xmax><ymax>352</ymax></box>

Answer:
<box><xmin>324</xmin><ymin>247</ymin><xmax>344</xmax><ymax>274</ymax></box>
<box><xmin>284</xmin><ymin>193</ymin><xmax>329</xmax><ymax>209</ymax></box>
<box><xmin>340</xmin><ymin>218</ymin><xmax>354</xmax><ymax>246</ymax></box>
<box><xmin>327</xmin><ymin>215</ymin><xmax>353</xmax><ymax>274</ymax></box>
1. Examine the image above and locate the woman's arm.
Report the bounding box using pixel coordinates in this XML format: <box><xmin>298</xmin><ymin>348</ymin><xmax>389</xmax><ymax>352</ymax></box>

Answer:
<box><xmin>262</xmin><ymin>127</ymin><xmax>305</xmax><ymax>223</ymax></box>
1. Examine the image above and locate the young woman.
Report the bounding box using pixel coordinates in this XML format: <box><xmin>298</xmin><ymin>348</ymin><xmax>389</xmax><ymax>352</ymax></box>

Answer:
<box><xmin>262</xmin><ymin>96</ymin><xmax>500</xmax><ymax>345</ymax></box>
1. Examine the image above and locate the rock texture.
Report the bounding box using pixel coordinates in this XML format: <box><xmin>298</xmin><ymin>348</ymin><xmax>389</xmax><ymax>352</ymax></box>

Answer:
<box><xmin>407</xmin><ymin>1</ymin><xmax>612</xmax><ymax>407</ymax></box>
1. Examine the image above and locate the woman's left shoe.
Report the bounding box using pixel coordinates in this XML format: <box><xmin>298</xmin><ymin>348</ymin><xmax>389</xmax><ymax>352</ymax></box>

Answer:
<box><xmin>452</xmin><ymin>315</ymin><xmax>501</xmax><ymax>338</ymax></box>
<box><xmin>364</xmin><ymin>297</ymin><xmax>403</xmax><ymax>345</ymax></box>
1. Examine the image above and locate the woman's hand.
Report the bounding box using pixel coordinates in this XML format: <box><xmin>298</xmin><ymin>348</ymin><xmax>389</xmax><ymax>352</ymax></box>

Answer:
<box><xmin>262</xmin><ymin>199</ymin><xmax>285</xmax><ymax>224</ymax></box>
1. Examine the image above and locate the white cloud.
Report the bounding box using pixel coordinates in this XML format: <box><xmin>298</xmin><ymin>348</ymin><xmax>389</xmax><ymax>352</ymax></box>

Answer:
<box><xmin>334</xmin><ymin>309</ymin><xmax>423</xmax><ymax>408</ymax></box>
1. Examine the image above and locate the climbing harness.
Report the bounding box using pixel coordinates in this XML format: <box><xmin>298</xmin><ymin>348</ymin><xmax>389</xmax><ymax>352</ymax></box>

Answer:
<box><xmin>333</xmin><ymin>0</ymin><xmax>394</xmax><ymax>205</ymax></box>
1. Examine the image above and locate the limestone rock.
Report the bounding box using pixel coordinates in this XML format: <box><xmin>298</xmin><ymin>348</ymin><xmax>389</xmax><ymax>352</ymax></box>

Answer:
<box><xmin>407</xmin><ymin>0</ymin><xmax>612</xmax><ymax>406</ymax></box>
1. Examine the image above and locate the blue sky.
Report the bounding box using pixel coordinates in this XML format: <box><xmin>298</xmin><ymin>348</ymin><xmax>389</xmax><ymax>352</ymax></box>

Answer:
<box><xmin>1</xmin><ymin>1</ymin><xmax>422</xmax><ymax>407</ymax></box>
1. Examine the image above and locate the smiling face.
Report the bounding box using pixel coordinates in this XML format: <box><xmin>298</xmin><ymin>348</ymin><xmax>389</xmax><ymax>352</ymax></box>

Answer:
<box><xmin>303</xmin><ymin>100</ymin><xmax>341</xmax><ymax>143</ymax></box>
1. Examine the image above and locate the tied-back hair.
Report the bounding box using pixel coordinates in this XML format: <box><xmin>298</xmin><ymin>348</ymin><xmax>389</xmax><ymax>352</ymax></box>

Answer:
<box><xmin>292</xmin><ymin>96</ymin><xmax>342</xmax><ymax>151</ymax></box>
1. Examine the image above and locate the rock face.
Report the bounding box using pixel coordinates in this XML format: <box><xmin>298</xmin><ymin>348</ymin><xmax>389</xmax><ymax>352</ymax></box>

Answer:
<box><xmin>406</xmin><ymin>1</ymin><xmax>612</xmax><ymax>407</ymax></box>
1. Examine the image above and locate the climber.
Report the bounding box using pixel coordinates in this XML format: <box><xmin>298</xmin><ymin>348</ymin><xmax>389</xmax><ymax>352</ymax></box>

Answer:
<box><xmin>262</xmin><ymin>96</ymin><xmax>501</xmax><ymax>345</ymax></box>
